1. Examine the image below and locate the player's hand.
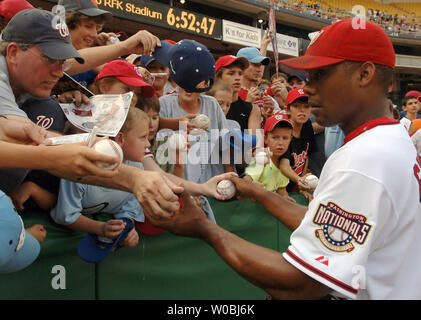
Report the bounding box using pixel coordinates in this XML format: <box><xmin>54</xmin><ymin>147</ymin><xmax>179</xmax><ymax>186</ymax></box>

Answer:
<box><xmin>246</xmin><ymin>87</ymin><xmax>260</xmax><ymax>103</ymax></box>
<box><xmin>102</xmin><ymin>219</ymin><xmax>126</xmax><ymax>239</ymax></box>
<box><xmin>57</xmin><ymin>90</ymin><xmax>90</xmax><ymax>107</ymax></box>
<box><xmin>229</xmin><ymin>176</ymin><xmax>260</xmax><ymax>202</ymax></box>
<box><xmin>10</xmin><ymin>181</ymin><xmax>35</xmax><ymax>211</ymax></box>
<box><xmin>46</xmin><ymin>142</ymin><xmax>120</xmax><ymax>180</ymax></box>
<box><xmin>146</xmin><ymin>190</ymin><xmax>211</xmax><ymax>239</ymax></box>
<box><xmin>261</xmin><ymin>28</ymin><xmax>271</xmax><ymax>49</ymax></box>
<box><xmin>132</xmin><ymin>171</ymin><xmax>184</xmax><ymax>221</ymax></box>
<box><xmin>0</xmin><ymin>116</ymin><xmax>50</xmax><ymax>145</ymax></box>
<box><xmin>119</xmin><ymin>227</ymin><xmax>139</xmax><ymax>248</ymax></box>
<box><xmin>120</xmin><ymin>30</ymin><xmax>161</xmax><ymax>56</ymax></box>
<box><xmin>202</xmin><ymin>172</ymin><xmax>239</xmax><ymax>200</ymax></box>
<box><xmin>26</xmin><ymin>224</ymin><xmax>47</xmax><ymax>243</ymax></box>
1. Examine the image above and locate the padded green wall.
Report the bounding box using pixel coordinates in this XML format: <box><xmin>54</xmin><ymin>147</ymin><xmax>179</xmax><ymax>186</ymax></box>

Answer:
<box><xmin>0</xmin><ymin>195</ymin><xmax>307</xmax><ymax>300</ymax></box>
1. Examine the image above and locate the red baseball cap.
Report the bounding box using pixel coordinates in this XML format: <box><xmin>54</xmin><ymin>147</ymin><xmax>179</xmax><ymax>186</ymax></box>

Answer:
<box><xmin>0</xmin><ymin>0</ymin><xmax>33</xmax><ymax>20</ymax></box>
<box><xmin>95</xmin><ymin>60</ymin><xmax>155</xmax><ymax>98</ymax></box>
<box><xmin>286</xmin><ymin>88</ymin><xmax>309</xmax><ymax>106</ymax></box>
<box><xmin>279</xmin><ymin>19</ymin><xmax>396</xmax><ymax>71</ymax></box>
<box><xmin>264</xmin><ymin>113</ymin><xmax>293</xmax><ymax>135</ymax></box>
<box><xmin>405</xmin><ymin>90</ymin><xmax>421</xmax><ymax>102</ymax></box>
<box><xmin>215</xmin><ymin>55</ymin><xmax>249</xmax><ymax>73</ymax></box>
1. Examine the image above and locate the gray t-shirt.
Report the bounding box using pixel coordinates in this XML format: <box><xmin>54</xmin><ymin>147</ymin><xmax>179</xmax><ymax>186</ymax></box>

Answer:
<box><xmin>0</xmin><ymin>56</ymin><xmax>31</xmax><ymax>194</ymax></box>
<box><xmin>159</xmin><ymin>93</ymin><xmax>228</xmax><ymax>183</ymax></box>
<box><xmin>0</xmin><ymin>55</ymin><xmax>28</xmax><ymax>118</ymax></box>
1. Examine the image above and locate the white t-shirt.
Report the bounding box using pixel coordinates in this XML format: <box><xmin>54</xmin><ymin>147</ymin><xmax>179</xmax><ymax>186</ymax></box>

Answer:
<box><xmin>283</xmin><ymin>118</ymin><xmax>421</xmax><ymax>299</ymax></box>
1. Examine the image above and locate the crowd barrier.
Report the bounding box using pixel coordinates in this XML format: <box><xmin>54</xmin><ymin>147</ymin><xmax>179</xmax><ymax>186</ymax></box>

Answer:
<box><xmin>0</xmin><ymin>194</ymin><xmax>308</xmax><ymax>300</ymax></box>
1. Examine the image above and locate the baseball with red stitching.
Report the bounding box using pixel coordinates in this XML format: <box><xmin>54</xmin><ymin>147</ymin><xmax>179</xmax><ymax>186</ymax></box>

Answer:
<box><xmin>216</xmin><ymin>179</ymin><xmax>236</xmax><ymax>199</ymax></box>
<box><xmin>92</xmin><ymin>139</ymin><xmax>123</xmax><ymax>170</ymax></box>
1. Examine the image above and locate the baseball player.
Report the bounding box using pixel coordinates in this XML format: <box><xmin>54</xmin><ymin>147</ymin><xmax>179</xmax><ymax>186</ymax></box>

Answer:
<box><xmin>143</xmin><ymin>19</ymin><xmax>421</xmax><ymax>300</ymax></box>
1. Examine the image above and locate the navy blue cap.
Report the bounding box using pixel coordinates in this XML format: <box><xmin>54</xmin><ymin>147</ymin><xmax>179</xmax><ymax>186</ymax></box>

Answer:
<box><xmin>152</xmin><ymin>39</ymin><xmax>215</xmax><ymax>93</ymax></box>
<box><xmin>140</xmin><ymin>55</ymin><xmax>156</xmax><ymax>68</ymax></box>
<box><xmin>1</xmin><ymin>9</ymin><xmax>84</xmax><ymax>64</ymax></box>
<box><xmin>77</xmin><ymin>218</ymin><xmax>133</xmax><ymax>263</ymax></box>
<box><xmin>0</xmin><ymin>191</ymin><xmax>40</xmax><ymax>273</ymax></box>
<box><xmin>287</xmin><ymin>74</ymin><xmax>309</xmax><ymax>83</ymax></box>
<box><xmin>58</xmin><ymin>0</ymin><xmax>112</xmax><ymax>22</ymax></box>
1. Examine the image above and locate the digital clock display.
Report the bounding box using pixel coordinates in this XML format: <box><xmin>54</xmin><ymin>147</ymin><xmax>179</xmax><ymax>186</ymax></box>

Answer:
<box><xmin>166</xmin><ymin>8</ymin><xmax>218</xmax><ymax>37</ymax></box>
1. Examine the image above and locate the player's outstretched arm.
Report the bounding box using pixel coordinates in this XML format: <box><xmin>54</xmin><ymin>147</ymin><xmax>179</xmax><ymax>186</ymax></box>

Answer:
<box><xmin>230</xmin><ymin>176</ymin><xmax>307</xmax><ymax>230</ymax></box>
<box><xmin>146</xmin><ymin>190</ymin><xmax>331</xmax><ymax>299</ymax></box>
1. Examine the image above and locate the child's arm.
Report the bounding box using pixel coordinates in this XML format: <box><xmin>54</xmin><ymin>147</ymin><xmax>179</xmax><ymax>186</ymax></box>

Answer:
<box><xmin>10</xmin><ymin>181</ymin><xmax>57</xmax><ymax>212</ymax></box>
<box><xmin>159</xmin><ymin>115</ymin><xmax>197</xmax><ymax>131</ymax></box>
<box><xmin>144</xmin><ymin>145</ymin><xmax>185</xmax><ymax>178</ymax></box>
<box><xmin>279</xmin><ymin>158</ymin><xmax>310</xmax><ymax>190</ymax></box>
<box><xmin>247</xmin><ymin>104</ymin><xmax>263</xmax><ymax>133</ymax></box>
<box><xmin>67</xmin><ymin>215</ymin><xmax>125</xmax><ymax>239</ymax></box>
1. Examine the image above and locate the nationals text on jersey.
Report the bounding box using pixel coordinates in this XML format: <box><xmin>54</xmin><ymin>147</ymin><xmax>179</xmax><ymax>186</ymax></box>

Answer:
<box><xmin>313</xmin><ymin>202</ymin><xmax>372</xmax><ymax>253</ymax></box>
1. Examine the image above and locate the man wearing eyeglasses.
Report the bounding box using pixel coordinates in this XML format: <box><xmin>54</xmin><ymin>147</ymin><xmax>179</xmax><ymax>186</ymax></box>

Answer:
<box><xmin>0</xmin><ymin>9</ymin><xmax>183</xmax><ymax>223</ymax></box>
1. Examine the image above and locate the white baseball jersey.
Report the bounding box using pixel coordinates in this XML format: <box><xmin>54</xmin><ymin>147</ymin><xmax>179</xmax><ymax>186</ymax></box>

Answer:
<box><xmin>411</xmin><ymin>130</ymin><xmax>421</xmax><ymax>156</ymax></box>
<box><xmin>283</xmin><ymin>118</ymin><xmax>421</xmax><ymax>299</ymax></box>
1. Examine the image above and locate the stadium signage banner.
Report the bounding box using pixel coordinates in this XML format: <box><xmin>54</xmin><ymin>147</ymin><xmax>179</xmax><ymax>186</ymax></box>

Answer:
<box><xmin>267</xmin><ymin>32</ymin><xmax>299</xmax><ymax>57</ymax></box>
<box><xmin>47</xmin><ymin>0</ymin><xmax>222</xmax><ymax>39</ymax></box>
<box><xmin>222</xmin><ymin>20</ymin><xmax>261</xmax><ymax>48</ymax></box>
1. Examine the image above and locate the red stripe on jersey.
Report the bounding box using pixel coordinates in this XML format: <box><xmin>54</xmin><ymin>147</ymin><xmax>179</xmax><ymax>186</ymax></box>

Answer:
<box><xmin>285</xmin><ymin>249</ymin><xmax>358</xmax><ymax>295</ymax></box>
<box><xmin>344</xmin><ymin>117</ymin><xmax>399</xmax><ymax>144</ymax></box>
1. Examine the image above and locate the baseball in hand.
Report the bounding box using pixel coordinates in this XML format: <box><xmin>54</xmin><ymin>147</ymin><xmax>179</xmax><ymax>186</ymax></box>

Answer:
<box><xmin>168</xmin><ymin>133</ymin><xmax>187</xmax><ymax>151</ymax></box>
<box><xmin>92</xmin><ymin>139</ymin><xmax>123</xmax><ymax>170</ymax></box>
<box><xmin>216</xmin><ymin>179</ymin><xmax>236</xmax><ymax>200</ymax></box>
<box><xmin>255</xmin><ymin>151</ymin><xmax>269</xmax><ymax>166</ymax></box>
<box><xmin>304</xmin><ymin>174</ymin><xmax>319</xmax><ymax>189</ymax></box>
<box><xmin>192</xmin><ymin>114</ymin><xmax>210</xmax><ymax>130</ymax></box>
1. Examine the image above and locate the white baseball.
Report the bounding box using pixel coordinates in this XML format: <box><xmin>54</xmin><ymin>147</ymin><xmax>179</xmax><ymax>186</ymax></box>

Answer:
<box><xmin>192</xmin><ymin>114</ymin><xmax>210</xmax><ymax>130</ymax></box>
<box><xmin>255</xmin><ymin>151</ymin><xmax>269</xmax><ymax>166</ymax></box>
<box><xmin>92</xmin><ymin>139</ymin><xmax>123</xmax><ymax>170</ymax></box>
<box><xmin>168</xmin><ymin>133</ymin><xmax>187</xmax><ymax>151</ymax></box>
<box><xmin>216</xmin><ymin>179</ymin><xmax>236</xmax><ymax>199</ymax></box>
<box><xmin>304</xmin><ymin>174</ymin><xmax>319</xmax><ymax>189</ymax></box>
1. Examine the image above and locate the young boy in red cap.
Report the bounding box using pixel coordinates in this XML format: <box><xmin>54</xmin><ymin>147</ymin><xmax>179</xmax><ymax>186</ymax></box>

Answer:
<box><xmin>276</xmin><ymin>88</ymin><xmax>317</xmax><ymax>198</ymax></box>
<box><xmin>243</xmin><ymin>113</ymin><xmax>295</xmax><ymax>202</ymax></box>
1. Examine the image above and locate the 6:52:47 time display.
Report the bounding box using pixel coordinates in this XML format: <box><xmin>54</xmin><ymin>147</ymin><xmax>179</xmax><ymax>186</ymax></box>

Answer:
<box><xmin>166</xmin><ymin>8</ymin><xmax>216</xmax><ymax>36</ymax></box>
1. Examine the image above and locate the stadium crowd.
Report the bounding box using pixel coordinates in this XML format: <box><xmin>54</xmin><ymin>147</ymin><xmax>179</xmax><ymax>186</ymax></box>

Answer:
<box><xmin>0</xmin><ymin>0</ymin><xmax>420</xmax><ymax>300</ymax></box>
<box><xmin>264</xmin><ymin>0</ymin><xmax>421</xmax><ymax>36</ymax></box>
